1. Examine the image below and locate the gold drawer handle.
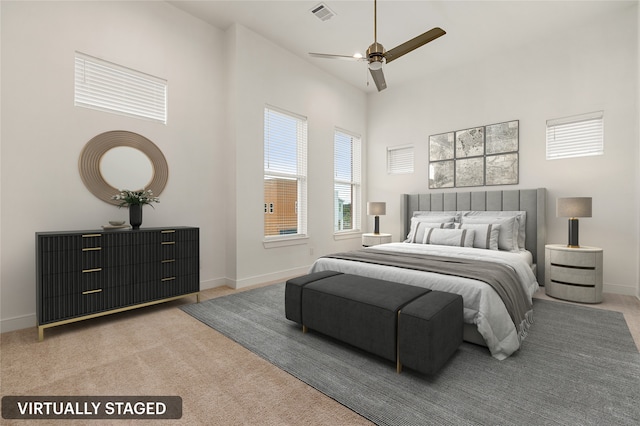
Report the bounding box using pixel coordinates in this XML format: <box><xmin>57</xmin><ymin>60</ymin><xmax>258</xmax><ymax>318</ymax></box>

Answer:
<box><xmin>82</xmin><ymin>247</ymin><xmax>102</xmax><ymax>252</ymax></box>
<box><xmin>82</xmin><ymin>268</ymin><xmax>102</xmax><ymax>273</ymax></box>
<box><xmin>161</xmin><ymin>230</ymin><xmax>176</xmax><ymax>233</ymax></box>
<box><xmin>82</xmin><ymin>289</ymin><xmax>103</xmax><ymax>295</ymax></box>
<box><xmin>82</xmin><ymin>234</ymin><xmax>101</xmax><ymax>238</ymax></box>
<box><xmin>161</xmin><ymin>241</ymin><xmax>175</xmax><ymax>245</ymax></box>
<box><xmin>161</xmin><ymin>277</ymin><xmax>176</xmax><ymax>282</ymax></box>
<box><xmin>162</xmin><ymin>259</ymin><xmax>176</xmax><ymax>263</ymax></box>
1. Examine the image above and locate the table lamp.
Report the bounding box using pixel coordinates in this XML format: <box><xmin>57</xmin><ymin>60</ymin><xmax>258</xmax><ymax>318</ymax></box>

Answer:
<box><xmin>367</xmin><ymin>202</ymin><xmax>386</xmax><ymax>235</ymax></box>
<box><xmin>556</xmin><ymin>197</ymin><xmax>592</xmax><ymax>248</ymax></box>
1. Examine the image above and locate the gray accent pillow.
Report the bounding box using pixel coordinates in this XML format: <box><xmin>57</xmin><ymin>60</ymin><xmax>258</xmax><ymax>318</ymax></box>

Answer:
<box><xmin>406</xmin><ymin>216</ymin><xmax>455</xmax><ymax>243</ymax></box>
<box><xmin>421</xmin><ymin>228</ymin><xmax>475</xmax><ymax>248</ymax></box>
<box><xmin>456</xmin><ymin>223</ymin><xmax>500</xmax><ymax>250</ymax></box>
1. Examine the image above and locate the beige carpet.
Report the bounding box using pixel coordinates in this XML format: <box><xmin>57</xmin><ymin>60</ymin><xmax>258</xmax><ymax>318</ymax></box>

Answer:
<box><xmin>1</xmin><ymin>283</ymin><xmax>638</xmax><ymax>425</ymax></box>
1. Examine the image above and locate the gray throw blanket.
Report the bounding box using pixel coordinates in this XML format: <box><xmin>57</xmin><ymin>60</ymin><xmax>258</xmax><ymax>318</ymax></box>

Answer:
<box><xmin>323</xmin><ymin>248</ymin><xmax>534</xmax><ymax>341</ymax></box>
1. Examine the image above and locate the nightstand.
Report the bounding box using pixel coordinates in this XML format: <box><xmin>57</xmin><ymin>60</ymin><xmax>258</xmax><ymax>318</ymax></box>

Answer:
<box><xmin>545</xmin><ymin>244</ymin><xmax>603</xmax><ymax>303</ymax></box>
<box><xmin>362</xmin><ymin>233</ymin><xmax>392</xmax><ymax>247</ymax></box>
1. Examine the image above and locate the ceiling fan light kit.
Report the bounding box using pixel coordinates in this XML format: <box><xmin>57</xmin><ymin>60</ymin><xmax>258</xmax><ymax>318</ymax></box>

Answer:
<box><xmin>309</xmin><ymin>0</ymin><xmax>446</xmax><ymax>91</ymax></box>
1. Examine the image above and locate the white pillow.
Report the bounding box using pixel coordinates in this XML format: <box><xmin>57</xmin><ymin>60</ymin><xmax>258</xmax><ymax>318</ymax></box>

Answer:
<box><xmin>406</xmin><ymin>216</ymin><xmax>455</xmax><ymax>243</ymax></box>
<box><xmin>461</xmin><ymin>216</ymin><xmax>518</xmax><ymax>251</ymax></box>
<box><xmin>456</xmin><ymin>223</ymin><xmax>500</xmax><ymax>250</ymax></box>
<box><xmin>422</xmin><ymin>228</ymin><xmax>475</xmax><ymax>248</ymax></box>
<box><xmin>461</xmin><ymin>211</ymin><xmax>526</xmax><ymax>249</ymax></box>
<box><xmin>413</xmin><ymin>211</ymin><xmax>461</xmax><ymax>222</ymax></box>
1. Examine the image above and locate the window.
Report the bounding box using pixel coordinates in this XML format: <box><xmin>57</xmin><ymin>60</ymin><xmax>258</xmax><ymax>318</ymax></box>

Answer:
<box><xmin>264</xmin><ymin>106</ymin><xmax>307</xmax><ymax>238</ymax></box>
<box><xmin>546</xmin><ymin>111</ymin><xmax>604</xmax><ymax>160</ymax></box>
<box><xmin>334</xmin><ymin>129</ymin><xmax>361</xmax><ymax>233</ymax></box>
<box><xmin>387</xmin><ymin>145</ymin><xmax>414</xmax><ymax>174</ymax></box>
<box><xmin>75</xmin><ymin>52</ymin><xmax>167</xmax><ymax>123</ymax></box>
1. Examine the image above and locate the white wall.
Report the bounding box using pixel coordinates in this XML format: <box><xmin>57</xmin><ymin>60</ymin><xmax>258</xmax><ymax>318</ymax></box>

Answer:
<box><xmin>367</xmin><ymin>4</ymin><xmax>639</xmax><ymax>296</ymax></box>
<box><xmin>226</xmin><ymin>24</ymin><xmax>367</xmax><ymax>288</ymax></box>
<box><xmin>0</xmin><ymin>1</ymin><xmax>227</xmax><ymax>331</ymax></box>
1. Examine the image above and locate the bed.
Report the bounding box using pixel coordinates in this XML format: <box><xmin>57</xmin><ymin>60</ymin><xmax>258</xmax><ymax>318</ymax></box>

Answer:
<box><xmin>310</xmin><ymin>188</ymin><xmax>546</xmax><ymax>360</ymax></box>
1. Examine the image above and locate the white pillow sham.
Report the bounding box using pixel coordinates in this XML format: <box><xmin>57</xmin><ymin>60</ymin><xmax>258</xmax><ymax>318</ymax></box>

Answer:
<box><xmin>413</xmin><ymin>211</ymin><xmax>461</xmax><ymax>222</ymax></box>
<box><xmin>461</xmin><ymin>210</ymin><xmax>526</xmax><ymax>249</ymax></box>
<box><xmin>461</xmin><ymin>215</ymin><xmax>518</xmax><ymax>251</ymax></box>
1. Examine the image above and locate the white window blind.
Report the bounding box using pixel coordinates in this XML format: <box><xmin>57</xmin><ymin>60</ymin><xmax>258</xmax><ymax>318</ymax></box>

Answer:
<box><xmin>334</xmin><ymin>129</ymin><xmax>362</xmax><ymax>233</ymax></box>
<box><xmin>75</xmin><ymin>52</ymin><xmax>167</xmax><ymax>123</ymax></box>
<box><xmin>546</xmin><ymin>111</ymin><xmax>604</xmax><ymax>160</ymax></box>
<box><xmin>387</xmin><ymin>145</ymin><xmax>414</xmax><ymax>174</ymax></box>
<box><xmin>264</xmin><ymin>106</ymin><xmax>308</xmax><ymax>238</ymax></box>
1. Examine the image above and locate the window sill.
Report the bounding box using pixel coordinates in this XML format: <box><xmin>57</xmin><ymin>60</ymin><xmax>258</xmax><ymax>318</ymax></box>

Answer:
<box><xmin>333</xmin><ymin>231</ymin><xmax>362</xmax><ymax>241</ymax></box>
<box><xmin>263</xmin><ymin>235</ymin><xmax>309</xmax><ymax>249</ymax></box>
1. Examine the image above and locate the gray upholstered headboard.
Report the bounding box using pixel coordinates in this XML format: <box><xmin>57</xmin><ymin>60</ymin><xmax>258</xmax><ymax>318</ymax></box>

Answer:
<box><xmin>401</xmin><ymin>188</ymin><xmax>546</xmax><ymax>284</ymax></box>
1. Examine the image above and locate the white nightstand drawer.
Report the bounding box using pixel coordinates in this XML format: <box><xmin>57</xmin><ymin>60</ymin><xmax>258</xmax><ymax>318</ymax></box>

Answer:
<box><xmin>546</xmin><ymin>281</ymin><xmax>599</xmax><ymax>304</ymax></box>
<box><xmin>549</xmin><ymin>265</ymin><xmax>597</xmax><ymax>286</ymax></box>
<box><xmin>549</xmin><ymin>249</ymin><xmax>598</xmax><ymax>268</ymax></box>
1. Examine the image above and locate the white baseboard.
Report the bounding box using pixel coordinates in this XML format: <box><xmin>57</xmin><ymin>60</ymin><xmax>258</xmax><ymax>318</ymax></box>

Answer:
<box><xmin>231</xmin><ymin>265</ymin><xmax>310</xmax><ymax>289</ymax></box>
<box><xmin>1</xmin><ymin>313</ymin><xmax>36</xmax><ymax>334</ymax></box>
<box><xmin>604</xmin><ymin>283</ymin><xmax>639</xmax><ymax>297</ymax></box>
<box><xmin>199</xmin><ymin>277</ymin><xmax>231</xmax><ymax>290</ymax></box>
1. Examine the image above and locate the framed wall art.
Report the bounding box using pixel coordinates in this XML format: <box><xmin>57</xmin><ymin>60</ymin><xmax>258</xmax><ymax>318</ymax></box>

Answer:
<box><xmin>428</xmin><ymin>120</ymin><xmax>519</xmax><ymax>189</ymax></box>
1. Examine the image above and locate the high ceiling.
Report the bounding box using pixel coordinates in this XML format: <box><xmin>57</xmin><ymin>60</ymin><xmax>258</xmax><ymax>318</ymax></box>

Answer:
<box><xmin>169</xmin><ymin>0</ymin><xmax>635</xmax><ymax>93</ymax></box>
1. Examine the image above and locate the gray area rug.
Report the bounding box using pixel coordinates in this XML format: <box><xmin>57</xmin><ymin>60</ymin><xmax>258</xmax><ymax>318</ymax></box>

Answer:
<box><xmin>181</xmin><ymin>284</ymin><xmax>640</xmax><ymax>425</ymax></box>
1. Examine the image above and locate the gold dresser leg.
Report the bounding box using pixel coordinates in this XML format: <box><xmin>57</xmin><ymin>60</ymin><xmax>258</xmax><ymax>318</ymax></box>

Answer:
<box><xmin>302</xmin><ymin>325</ymin><xmax>308</xmax><ymax>333</ymax></box>
<box><xmin>38</xmin><ymin>326</ymin><xmax>44</xmax><ymax>342</ymax></box>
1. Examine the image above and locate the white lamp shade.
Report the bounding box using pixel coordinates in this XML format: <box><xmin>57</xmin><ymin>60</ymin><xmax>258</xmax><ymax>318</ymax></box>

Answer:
<box><xmin>367</xmin><ymin>202</ymin><xmax>386</xmax><ymax>216</ymax></box>
<box><xmin>557</xmin><ymin>197</ymin><xmax>592</xmax><ymax>218</ymax></box>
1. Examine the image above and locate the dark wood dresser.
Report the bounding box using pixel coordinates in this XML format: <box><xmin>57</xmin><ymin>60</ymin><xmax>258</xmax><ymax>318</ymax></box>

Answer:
<box><xmin>36</xmin><ymin>227</ymin><xmax>199</xmax><ymax>340</ymax></box>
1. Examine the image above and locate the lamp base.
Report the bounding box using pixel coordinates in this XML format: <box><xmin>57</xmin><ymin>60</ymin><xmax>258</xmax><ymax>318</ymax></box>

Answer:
<box><xmin>374</xmin><ymin>216</ymin><xmax>380</xmax><ymax>235</ymax></box>
<box><xmin>567</xmin><ymin>218</ymin><xmax>580</xmax><ymax>248</ymax></box>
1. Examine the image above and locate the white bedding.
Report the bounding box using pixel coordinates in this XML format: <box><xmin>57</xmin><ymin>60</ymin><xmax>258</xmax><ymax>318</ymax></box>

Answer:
<box><xmin>309</xmin><ymin>242</ymin><xmax>539</xmax><ymax>360</ymax></box>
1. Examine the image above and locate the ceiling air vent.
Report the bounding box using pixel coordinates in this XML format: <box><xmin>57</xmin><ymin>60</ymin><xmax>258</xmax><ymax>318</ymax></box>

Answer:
<box><xmin>310</xmin><ymin>3</ymin><xmax>336</xmax><ymax>22</ymax></box>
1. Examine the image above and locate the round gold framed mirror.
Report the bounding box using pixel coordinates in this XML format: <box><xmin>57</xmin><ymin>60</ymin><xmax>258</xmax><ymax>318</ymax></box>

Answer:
<box><xmin>79</xmin><ymin>131</ymin><xmax>169</xmax><ymax>206</ymax></box>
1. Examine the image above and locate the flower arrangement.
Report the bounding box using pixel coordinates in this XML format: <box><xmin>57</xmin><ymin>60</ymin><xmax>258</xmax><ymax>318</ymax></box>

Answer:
<box><xmin>112</xmin><ymin>189</ymin><xmax>160</xmax><ymax>208</ymax></box>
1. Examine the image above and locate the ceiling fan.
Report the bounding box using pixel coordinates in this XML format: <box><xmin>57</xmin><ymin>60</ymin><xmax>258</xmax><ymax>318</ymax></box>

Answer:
<box><xmin>309</xmin><ymin>0</ymin><xmax>446</xmax><ymax>91</ymax></box>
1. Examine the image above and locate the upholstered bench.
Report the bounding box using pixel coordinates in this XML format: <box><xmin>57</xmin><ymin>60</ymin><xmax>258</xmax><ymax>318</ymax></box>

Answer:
<box><xmin>285</xmin><ymin>270</ymin><xmax>463</xmax><ymax>375</ymax></box>
<box><xmin>398</xmin><ymin>290</ymin><xmax>463</xmax><ymax>374</ymax></box>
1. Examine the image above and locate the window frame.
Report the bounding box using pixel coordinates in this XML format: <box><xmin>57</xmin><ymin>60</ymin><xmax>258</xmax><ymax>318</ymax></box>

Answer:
<box><xmin>546</xmin><ymin>111</ymin><xmax>604</xmax><ymax>160</ymax></box>
<box><xmin>263</xmin><ymin>105</ymin><xmax>308</xmax><ymax>245</ymax></box>
<box><xmin>74</xmin><ymin>52</ymin><xmax>167</xmax><ymax>124</ymax></box>
<box><xmin>387</xmin><ymin>144</ymin><xmax>415</xmax><ymax>174</ymax></box>
<box><xmin>333</xmin><ymin>128</ymin><xmax>362</xmax><ymax>235</ymax></box>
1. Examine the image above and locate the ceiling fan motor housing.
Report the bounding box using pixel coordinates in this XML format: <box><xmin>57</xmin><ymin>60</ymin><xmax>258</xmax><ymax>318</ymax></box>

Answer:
<box><xmin>367</xmin><ymin>42</ymin><xmax>386</xmax><ymax>70</ymax></box>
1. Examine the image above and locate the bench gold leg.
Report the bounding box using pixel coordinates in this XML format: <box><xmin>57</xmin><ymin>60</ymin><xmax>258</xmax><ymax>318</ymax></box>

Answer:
<box><xmin>302</xmin><ymin>325</ymin><xmax>308</xmax><ymax>333</ymax></box>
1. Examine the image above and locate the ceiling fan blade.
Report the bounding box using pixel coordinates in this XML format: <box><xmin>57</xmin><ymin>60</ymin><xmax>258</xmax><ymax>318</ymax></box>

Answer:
<box><xmin>309</xmin><ymin>52</ymin><xmax>363</xmax><ymax>61</ymax></box>
<box><xmin>369</xmin><ymin>67</ymin><xmax>387</xmax><ymax>91</ymax></box>
<box><xmin>384</xmin><ymin>27</ymin><xmax>446</xmax><ymax>64</ymax></box>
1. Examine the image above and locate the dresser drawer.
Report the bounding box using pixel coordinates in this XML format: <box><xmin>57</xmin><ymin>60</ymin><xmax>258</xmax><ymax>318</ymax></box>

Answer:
<box><xmin>40</xmin><ymin>287</ymin><xmax>113</xmax><ymax>324</ymax></box>
<box><xmin>40</xmin><ymin>264</ymin><xmax>139</xmax><ymax>298</ymax></box>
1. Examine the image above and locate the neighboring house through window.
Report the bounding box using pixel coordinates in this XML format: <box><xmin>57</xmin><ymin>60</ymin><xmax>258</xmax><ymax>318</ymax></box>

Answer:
<box><xmin>334</xmin><ymin>129</ymin><xmax>361</xmax><ymax>233</ymax></box>
<box><xmin>263</xmin><ymin>106</ymin><xmax>307</xmax><ymax>239</ymax></box>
